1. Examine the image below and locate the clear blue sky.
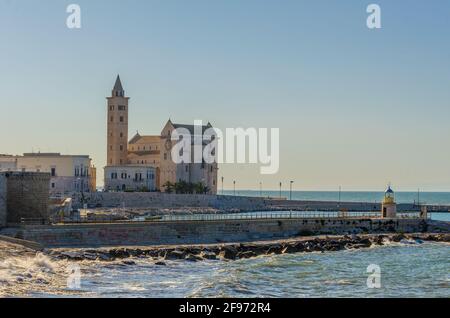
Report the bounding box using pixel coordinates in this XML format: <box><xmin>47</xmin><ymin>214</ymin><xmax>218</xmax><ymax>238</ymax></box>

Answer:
<box><xmin>1</xmin><ymin>0</ymin><xmax>450</xmax><ymax>191</ymax></box>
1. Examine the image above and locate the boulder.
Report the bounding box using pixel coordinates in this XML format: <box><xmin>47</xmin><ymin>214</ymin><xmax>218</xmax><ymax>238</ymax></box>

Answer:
<box><xmin>265</xmin><ymin>244</ymin><xmax>283</xmax><ymax>255</ymax></box>
<box><xmin>185</xmin><ymin>254</ymin><xmax>203</xmax><ymax>262</ymax></box>
<box><xmin>98</xmin><ymin>253</ymin><xmax>114</xmax><ymax>261</ymax></box>
<box><xmin>164</xmin><ymin>249</ymin><xmax>186</xmax><ymax>260</ymax></box>
<box><xmin>237</xmin><ymin>251</ymin><xmax>257</xmax><ymax>259</ymax></box>
<box><xmin>281</xmin><ymin>244</ymin><xmax>298</xmax><ymax>254</ymax></box>
<box><xmin>391</xmin><ymin>234</ymin><xmax>406</xmax><ymax>242</ymax></box>
<box><xmin>219</xmin><ymin>246</ymin><xmax>238</xmax><ymax>260</ymax></box>
<box><xmin>82</xmin><ymin>252</ymin><xmax>98</xmax><ymax>261</ymax></box>
<box><xmin>154</xmin><ymin>261</ymin><xmax>166</xmax><ymax>266</ymax></box>
<box><xmin>200</xmin><ymin>251</ymin><xmax>217</xmax><ymax>260</ymax></box>
<box><xmin>122</xmin><ymin>260</ymin><xmax>136</xmax><ymax>265</ymax></box>
<box><xmin>60</xmin><ymin>251</ymin><xmax>84</xmax><ymax>261</ymax></box>
<box><xmin>109</xmin><ymin>249</ymin><xmax>130</xmax><ymax>258</ymax></box>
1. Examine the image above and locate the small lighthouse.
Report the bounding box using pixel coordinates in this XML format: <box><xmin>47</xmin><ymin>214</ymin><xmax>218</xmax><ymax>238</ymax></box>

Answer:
<box><xmin>381</xmin><ymin>185</ymin><xmax>397</xmax><ymax>218</ymax></box>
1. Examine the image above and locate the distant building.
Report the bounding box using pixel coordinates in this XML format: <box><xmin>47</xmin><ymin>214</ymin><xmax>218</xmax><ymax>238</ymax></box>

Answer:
<box><xmin>104</xmin><ymin>75</ymin><xmax>218</xmax><ymax>194</ymax></box>
<box><xmin>0</xmin><ymin>155</ymin><xmax>17</xmax><ymax>172</ymax></box>
<box><xmin>0</xmin><ymin>153</ymin><xmax>96</xmax><ymax>196</ymax></box>
<box><xmin>104</xmin><ymin>165</ymin><xmax>156</xmax><ymax>192</ymax></box>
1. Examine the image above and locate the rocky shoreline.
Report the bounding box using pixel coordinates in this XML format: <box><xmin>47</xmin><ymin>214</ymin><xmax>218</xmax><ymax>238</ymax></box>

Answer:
<box><xmin>49</xmin><ymin>232</ymin><xmax>450</xmax><ymax>265</ymax></box>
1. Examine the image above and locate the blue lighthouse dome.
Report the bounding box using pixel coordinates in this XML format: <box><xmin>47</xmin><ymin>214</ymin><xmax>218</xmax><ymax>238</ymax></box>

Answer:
<box><xmin>386</xmin><ymin>186</ymin><xmax>394</xmax><ymax>194</ymax></box>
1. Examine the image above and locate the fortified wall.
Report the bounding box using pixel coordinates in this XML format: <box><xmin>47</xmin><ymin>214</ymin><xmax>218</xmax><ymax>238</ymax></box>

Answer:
<box><xmin>71</xmin><ymin>192</ymin><xmax>268</xmax><ymax>211</ymax></box>
<box><xmin>12</xmin><ymin>217</ymin><xmax>427</xmax><ymax>248</ymax></box>
<box><xmin>0</xmin><ymin>174</ymin><xmax>6</xmax><ymax>227</ymax></box>
<box><xmin>71</xmin><ymin>192</ymin><xmax>423</xmax><ymax>212</ymax></box>
<box><xmin>4</xmin><ymin>172</ymin><xmax>50</xmax><ymax>223</ymax></box>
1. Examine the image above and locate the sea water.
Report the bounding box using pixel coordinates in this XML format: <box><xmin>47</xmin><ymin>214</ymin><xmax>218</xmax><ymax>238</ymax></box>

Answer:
<box><xmin>223</xmin><ymin>190</ymin><xmax>450</xmax><ymax>205</ymax></box>
<box><xmin>34</xmin><ymin>242</ymin><xmax>449</xmax><ymax>298</ymax></box>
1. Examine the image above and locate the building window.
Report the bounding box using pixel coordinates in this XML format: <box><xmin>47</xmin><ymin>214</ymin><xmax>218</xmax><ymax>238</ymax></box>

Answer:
<box><xmin>120</xmin><ymin>132</ymin><xmax>123</xmax><ymax>138</ymax></box>
<box><xmin>110</xmin><ymin>105</ymin><xmax>114</xmax><ymax>111</ymax></box>
<box><xmin>110</xmin><ymin>116</ymin><xmax>114</xmax><ymax>122</ymax></box>
<box><xmin>110</xmin><ymin>145</ymin><xmax>113</xmax><ymax>151</ymax></box>
<box><xmin>120</xmin><ymin>145</ymin><xmax>123</xmax><ymax>151</ymax></box>
<box><xmin>164</xmin><ymin>153</ymin><xmax>167</xmax><ymax>160</ymax></box>
<box><xmin>120</xmin><ymin>116</ymin><xmax>124</xmax><ymax>122</ymax></box>
<box><xmin>51</xmin><ymin>168</ymin><xmax>56</xmax><ymax>177</ymax></box>
<box><xmin>185</xmin><ymin>165</ymin><xmax>188</xmax><ymax>173</ymax></box>
<box><xmin>118</xmin><ymin>105</ymin><xmax>126</xmax><ymax>111</ymax></box>
<box><xmin>51</xmin><ymin>183</ymin><xmax>55</xmax><ymax>188</ymax></box>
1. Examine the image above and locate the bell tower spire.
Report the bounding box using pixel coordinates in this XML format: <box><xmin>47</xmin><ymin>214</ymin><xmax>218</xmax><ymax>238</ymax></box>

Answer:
<box><xmin>106</xmin><ymin>75</ymin><xmax>129</xmax><ymax>167</ymax></box>
<box><xmin>112</xmin><ymin>75</ymin><xmax>125</xmax><ymax>97</ymax></box>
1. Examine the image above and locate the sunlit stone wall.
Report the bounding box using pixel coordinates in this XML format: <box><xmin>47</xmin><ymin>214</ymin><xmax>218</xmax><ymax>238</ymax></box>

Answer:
<box><xmin>0</xmin><ymin>173</ymin><xmax>6</xmax><ymax>227</ymax></box>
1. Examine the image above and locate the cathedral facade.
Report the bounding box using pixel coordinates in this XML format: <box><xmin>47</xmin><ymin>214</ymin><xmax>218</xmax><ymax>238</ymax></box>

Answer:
<box><xmin>104</xmin><ymin>76</ymin><xmax>218</xmax><ymax>194</ymax></box>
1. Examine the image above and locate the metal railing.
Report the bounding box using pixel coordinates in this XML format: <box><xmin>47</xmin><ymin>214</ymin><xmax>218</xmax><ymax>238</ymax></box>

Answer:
<box><xmin>157</xmin><ymin>211</ymin><xmax>423</xmax><ymax>222</ymax></box>
<box><xmin>22</xmin><ymin>211</ymin><xmax>427</xmax><ymax>225</ymax></box>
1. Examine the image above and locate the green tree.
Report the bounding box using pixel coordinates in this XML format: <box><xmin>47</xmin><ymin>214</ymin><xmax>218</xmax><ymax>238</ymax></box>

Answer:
<box><xmin>163</xmin><ymin>181</ymin><xmax>174</xmax><ymax>194</ymax></box>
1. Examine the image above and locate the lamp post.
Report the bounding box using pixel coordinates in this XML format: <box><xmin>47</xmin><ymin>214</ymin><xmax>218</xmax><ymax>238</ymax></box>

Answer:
<box><xmin>233</xmin><ymin>180</ymin><xmax>236</xmax><ymax>196</ymax></box>
<box><xmin>221</xmin><ymin>176</ymin><xmax>224</xmax><ymax>195</ymax></box>
<box><xmin>338</xmin><ymin>186</ymin><xmax>341</xmax><ymax>209</ymax></box>
<box><xmin>259</xmin><ymin>182</ymin><xmax>262</xmax><ymax>197</ymax></box>
<box><xmin>290</xmin><ymin>181</ymin><xmax>294</xmax><ymax>200</ymax></box>
<box><xmin>279</xmin><ymin>182</ymin><xmax>282</xmax><ymax>199</ymax></box>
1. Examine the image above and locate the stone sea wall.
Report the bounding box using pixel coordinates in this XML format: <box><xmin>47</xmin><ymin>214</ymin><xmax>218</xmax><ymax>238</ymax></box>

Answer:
<box><xmin>0</xmin><ymin>174</ymin><xmax>6</xmax><ymax>227</ymax></box>
<box><xmin>71</xmin><ymin>192</ymin><xmax>430</xmax><ymax>212</ymax></box>
<box><xmin>72</xmin><ymin>192</ymin><xmax>267</xmax><ymax>211</ymax></box>
<box><xmin>13</xmin><ymin>218</ymin><xmax>427</xmax><ymax>248</ymax></box>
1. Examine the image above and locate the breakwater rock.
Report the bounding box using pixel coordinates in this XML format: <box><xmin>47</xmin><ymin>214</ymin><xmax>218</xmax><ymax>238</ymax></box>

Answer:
<box><xmin>48</xmin><ymin>233</ymin><xmax>450</xmax><ymax>263</ymax></box>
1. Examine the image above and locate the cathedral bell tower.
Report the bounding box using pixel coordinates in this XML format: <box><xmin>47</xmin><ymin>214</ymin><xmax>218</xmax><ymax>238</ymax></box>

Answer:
<box><xmin>106</xmin><ymin>75</ymin><xmax>129</xmax><ymax>166</ymax></box>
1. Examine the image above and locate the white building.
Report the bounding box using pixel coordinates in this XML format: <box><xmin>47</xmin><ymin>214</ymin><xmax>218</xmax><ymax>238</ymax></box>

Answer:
<box><xmin>0</xmin><ymin>155</ymin><xmax>18</xmax><ymax>172</ymax></box>
<box><xmin>104</xmin><ymin>165</ymin><xmax>156</xmax><ymax>192</ymax></box>
<box><xmin>0</xmin><ymin>153</ymin><xmax>96</xmax><ymax>196</ymax></box>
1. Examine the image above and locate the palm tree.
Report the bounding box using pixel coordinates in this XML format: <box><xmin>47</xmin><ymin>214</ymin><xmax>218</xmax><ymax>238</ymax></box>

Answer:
<box><xmin>175</xmin><ymin>181</ymin><xmax>188</xmax><ymax>194</ymax></box>
<box><xmin>193</xmin><ymin>182</ymin><xmax>204</xmax><ymax>194</ymax></box>
<box><xmin>163</xmin><ymin>181</ymin><xmax>174</xmax><ymax>194</ymax></box>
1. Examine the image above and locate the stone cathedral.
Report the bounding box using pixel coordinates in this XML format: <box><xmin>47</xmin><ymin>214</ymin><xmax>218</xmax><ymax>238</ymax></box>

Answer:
<box><xmin>104</xmin><ymin>75</ymin><xmax>218</xmax><ymax>194</ymax></box>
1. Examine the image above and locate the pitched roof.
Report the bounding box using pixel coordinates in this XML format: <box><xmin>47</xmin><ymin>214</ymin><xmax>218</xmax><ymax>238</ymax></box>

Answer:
<box><xmin>129</xmin><ymin>132</ymin><xmax>141</xmax><ymax>144</ymax></box>
<box><xmin>113</xmin><ymin>75</ymin><xmax>123</xmax><ymax>92</ymax></box>
<box><xmin>172</xmin><ymin>122</ymin><xmax>213</xmax><ymax>135</ymax></box>
<box><xmin>129</xmin><ymin>133</ymin><xmax>160</xmax><ymax>144</ymax></box>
